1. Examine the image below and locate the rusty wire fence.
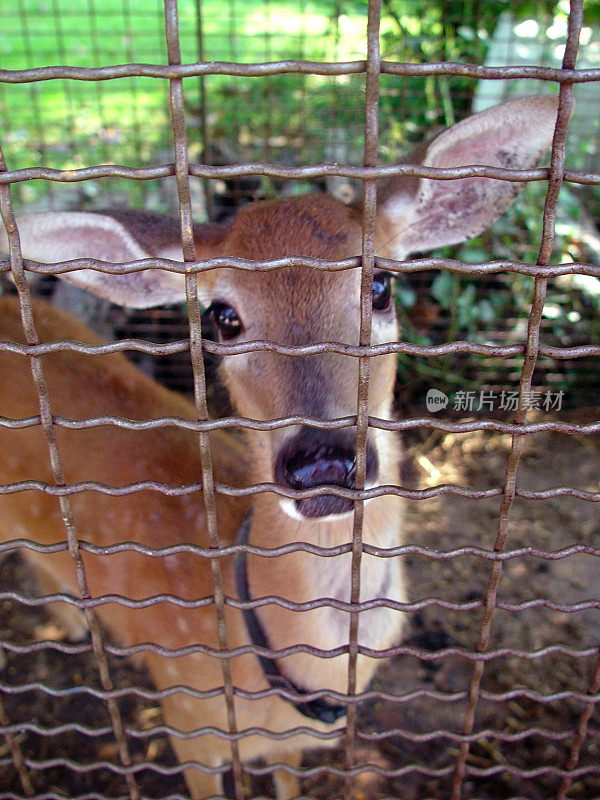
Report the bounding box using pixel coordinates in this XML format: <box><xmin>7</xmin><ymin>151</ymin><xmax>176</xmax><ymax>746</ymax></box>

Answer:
<box><xmin>1</xmin><ymin>0</ymin><xmax>600</xmax><ymax>798</ymax></box>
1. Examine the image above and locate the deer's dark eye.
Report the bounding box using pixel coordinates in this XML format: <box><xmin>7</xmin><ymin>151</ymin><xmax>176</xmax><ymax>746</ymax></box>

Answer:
<box><xmin>210</xmin><ymin>302</ymin><xmax>243</xmax><ymax>340</ymax></box>
<box><xmin>372</xmin><ymin>272</ymin><xmax>392</xmax><ymax>311</ymax></box>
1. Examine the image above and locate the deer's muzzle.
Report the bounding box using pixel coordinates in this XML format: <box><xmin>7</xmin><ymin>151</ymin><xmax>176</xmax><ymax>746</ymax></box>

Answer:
<box><xmin>274</xmin><ymin>426</ymin><xmax>378</xmax><ymax>518</ymax></box>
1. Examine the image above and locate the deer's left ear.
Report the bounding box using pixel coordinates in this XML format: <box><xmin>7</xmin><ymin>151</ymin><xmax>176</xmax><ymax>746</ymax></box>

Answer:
<box><xmin>376</xmin><ymin>95</ymin><xmax>559</xmax><ymax>259</ymax></box>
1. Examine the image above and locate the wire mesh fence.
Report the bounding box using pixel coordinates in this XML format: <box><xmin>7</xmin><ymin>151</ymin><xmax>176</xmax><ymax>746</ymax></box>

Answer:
<box><xmin>0</xmin><ymin>0</ymin><xmax>599</xmax><ymax>799</ymax></box>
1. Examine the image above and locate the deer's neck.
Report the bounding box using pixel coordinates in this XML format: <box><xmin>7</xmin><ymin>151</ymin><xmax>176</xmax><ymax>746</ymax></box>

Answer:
<box><xmin>242</xmin><ymin>488</ymin><xmax>406</xmax><ymax>693</ymax></box>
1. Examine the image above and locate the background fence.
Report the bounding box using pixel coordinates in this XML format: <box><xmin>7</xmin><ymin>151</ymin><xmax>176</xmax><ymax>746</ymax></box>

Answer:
<box><xmin>1</xmin><ymin>0</ymin><xmax>599</xmax><ymax>798</ymax></box>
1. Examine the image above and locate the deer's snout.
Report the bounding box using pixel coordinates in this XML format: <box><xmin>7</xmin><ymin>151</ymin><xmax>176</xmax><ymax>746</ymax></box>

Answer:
<box><xmin>274</xmin><ymin>426</ymin><xmax>378</xmax><ymax>518</ymax></box>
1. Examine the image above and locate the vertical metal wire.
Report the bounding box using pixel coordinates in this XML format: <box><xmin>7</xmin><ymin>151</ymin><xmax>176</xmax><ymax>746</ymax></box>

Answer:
<box><xmin>557</xmin><ymin>653</ymin><xmax>600</xmax><ymax>800</ymax></box>
<box><xmin>163</xmin><ymin>2</ymin><xmax>244</xmax><ymax>798</ymax></box>
<box><xmin>297</xmin><ymin>0</ymin><xmax>308</xmax><ymax>158</ymax></box>
<box><xmin>195</xmin><ymin>0</ymin><xmax>214</xmax><ymax>221</ymax></box>
<box><xmin>262</xmin><ymin>0</ymin><xmax>274</xmax><ymax>163</ymax></box>
<box><xmin>227</xmin><ymin>0</ymin><xmax>240</xmax><ymax>164</ymax></box>
<box><xmin>0</xmin><ymin>149</ymin><xmax>140</xmax><ymax>800</ymax></box>
<box><xmin>14</xmin><ymin>0</ymin><xmax>56</xmax><ymax>208</ymax></box>
<box><xmin>49</xmin><ymin>0</ymin><xmax>79</xmax><ymax>163</ymax></box>
<box><xmin>0</xmin><ymin>695</ymin><xmax>34</xmax><ymax>797</ymax></box>
<box><xmin>344</xmin><ymin>1</ymin><xmax>381</xmax><ymax>795</ymax></box>
<box><xmin>228</xmin><ymin>0</ymin><xmax>238</xmax><ymax>63</ymax></box>
<box><xmin>86</xmin><ymin>0</ymin><xmax>111</xmax><ymax>165</ymax></box>
<box><xmin>122</xmin><ymin>0</ymin><xmax>148</xmax><ymax>206</ymax></box>
<box><xmin>450</xmin><ymin>3</ymin><xmax>583</xmax><ymax>798</ymax></box>
<box><xmin>331</xmin><ymin>2</ymin><xmax>342</xmax><ymax>99</ymax></box>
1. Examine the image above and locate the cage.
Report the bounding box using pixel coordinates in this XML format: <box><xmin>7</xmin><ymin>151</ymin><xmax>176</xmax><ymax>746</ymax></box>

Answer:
<box><xmin>0</xmin><ymin>1</ymin><xmax>599</xmax><ymax>799</ymax></box>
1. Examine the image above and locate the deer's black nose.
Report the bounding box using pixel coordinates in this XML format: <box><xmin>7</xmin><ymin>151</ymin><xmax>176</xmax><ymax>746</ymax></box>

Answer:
<box><xmin>274</xmin><ymin>427</ymin><xmax>378</xmax><ymax>518</ymax></box>
<box><xmin>285</xmin><ymin>446</ymin><xmax>356</xmax><ymax>490</ymax></box>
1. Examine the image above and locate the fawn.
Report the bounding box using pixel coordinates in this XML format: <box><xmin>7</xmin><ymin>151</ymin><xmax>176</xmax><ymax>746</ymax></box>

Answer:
<box><xmin>0</xmin><ymin>97</ymin><xmax>558</xmax><ymax>798</ymax></box>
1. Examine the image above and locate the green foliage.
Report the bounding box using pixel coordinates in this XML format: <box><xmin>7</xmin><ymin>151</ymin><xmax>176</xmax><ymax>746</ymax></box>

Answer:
<box><xmin>377</xmin><ymin>0</ymin><xmax>562</xmax><ymax>142</ymax></box>
<box><xmin>396</xmin><ymin>178</ymin><xmax>600</xmax><ymax>409</ymax></box>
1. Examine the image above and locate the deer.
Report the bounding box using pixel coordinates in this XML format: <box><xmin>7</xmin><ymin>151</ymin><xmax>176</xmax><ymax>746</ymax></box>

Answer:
<box><xmin>0</xmin><ymin>96</ymin><xmax>558</xmax><ymax>799</ymax></box>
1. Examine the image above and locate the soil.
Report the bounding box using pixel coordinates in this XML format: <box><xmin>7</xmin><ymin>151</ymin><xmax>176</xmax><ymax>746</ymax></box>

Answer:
<box><xmin>1</xmin><ymin>411</ymin><xmax>599</xmax><ymax>799</ymax></box>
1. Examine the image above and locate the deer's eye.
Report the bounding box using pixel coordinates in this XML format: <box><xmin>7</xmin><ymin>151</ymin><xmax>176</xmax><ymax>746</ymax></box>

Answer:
<box><xmin>372</xmin><ymin>272</ymin><xmax>392</xmax><ymax>311</ymax></box>
<box><xmin>210</xmin><ymin>302</ymin><xmax>243</xmax><ymax>340</ymax></box>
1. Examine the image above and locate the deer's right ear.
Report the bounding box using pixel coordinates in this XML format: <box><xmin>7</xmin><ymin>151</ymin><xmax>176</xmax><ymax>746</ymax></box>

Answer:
<box><xmin>0</xmin><ymin>211</ymin><xmax>198</xmax><ymax>309</ymax></box>
<box><xmin>377</xmin><ymin>96</ymin><xmax>559</xmax><ymax>259</ymax></box>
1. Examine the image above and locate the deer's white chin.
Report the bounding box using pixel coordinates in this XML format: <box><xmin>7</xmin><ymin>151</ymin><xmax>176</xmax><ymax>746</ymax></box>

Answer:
<box><xmin>279</xmin><ymin>497</ymin><xmax>356</xmax><ymax>522</ymax></box>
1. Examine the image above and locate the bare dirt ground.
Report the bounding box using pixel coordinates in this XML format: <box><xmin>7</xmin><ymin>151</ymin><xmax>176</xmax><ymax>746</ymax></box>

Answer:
<box><xmin>1</xmin><ymin>413</ymin><xmax>599</xmax><ymax>799</ymax></box>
